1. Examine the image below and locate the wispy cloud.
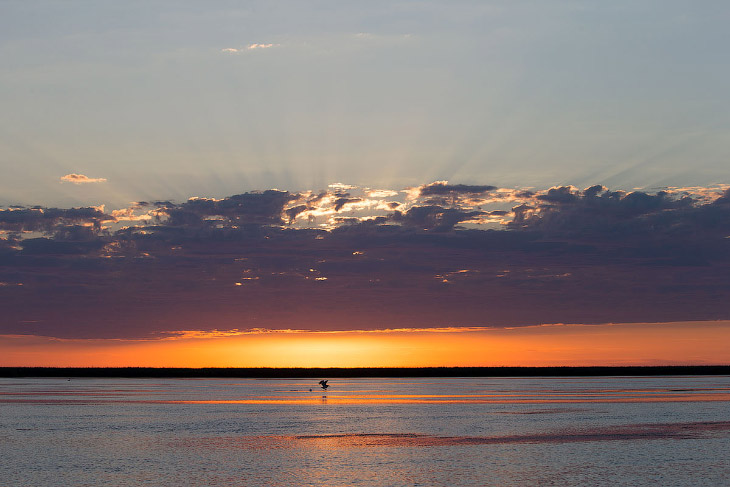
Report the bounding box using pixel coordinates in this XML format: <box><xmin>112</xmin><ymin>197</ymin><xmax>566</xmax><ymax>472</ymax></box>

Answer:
<box><xmin>221</xmin><ymin>43</ymin><xmax>279</xmax><ymax>54</ymax></box>
<box><xmin>154</xmin><ymin>326</ymin><xmax>516</xmax><ymax>341</ymax></box>
<box><xmin>247</xmin><ymin>43</ymin><xmax>277</xmax><ymax>50</ymax></box>
<box><xmin>60</xmin><ymin>173</ymin><xmax>107</xmax><ymax>184</ymax></box>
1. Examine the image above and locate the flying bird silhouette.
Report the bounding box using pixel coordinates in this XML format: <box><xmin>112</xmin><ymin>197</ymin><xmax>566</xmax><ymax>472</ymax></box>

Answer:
<box><xmin>319</xmin><ymin>380</ymin><xmax>329</xmax><ymax>390</ymax></box>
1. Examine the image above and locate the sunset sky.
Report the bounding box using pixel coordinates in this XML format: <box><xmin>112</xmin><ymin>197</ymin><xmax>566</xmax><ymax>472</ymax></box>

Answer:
<box><xmin>1</xmin><ymin>1</ymin><xmax>729</xmax><ymax>366</ymax></box>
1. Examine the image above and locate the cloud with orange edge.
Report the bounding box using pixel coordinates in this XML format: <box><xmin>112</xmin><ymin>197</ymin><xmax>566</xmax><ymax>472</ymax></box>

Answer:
<box><xmin>60</xmin><ymin>173</ymin><xmax>107</xmax><ymax>184</ymax></box>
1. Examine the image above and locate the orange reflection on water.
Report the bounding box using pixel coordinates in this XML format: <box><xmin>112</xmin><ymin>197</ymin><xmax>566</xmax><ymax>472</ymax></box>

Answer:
<box><xmin>8</xmin><ymin>396</ymin><xmax>730</xmax><ymax>406</ymax></box>
<box><xmin>166</xmin><ymin>421</ymin><xmax>730</xmax><ymax>451</ymax></box>
<box><xmin>5</xmin><ymin>394</ymin><xmax>730</xmax><ymax>406</ymax></box>
<box><xmin>2</xmin><ymin>320</ymin><xmax>730</xmax><ymax>367</ymax></box>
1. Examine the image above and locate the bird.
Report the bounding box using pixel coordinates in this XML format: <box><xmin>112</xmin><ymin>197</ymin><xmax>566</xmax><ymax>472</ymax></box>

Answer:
<box><xmin>318</xmin><ymin>380</ymin><xmax>329</xmax><ymax>390</ymax></box>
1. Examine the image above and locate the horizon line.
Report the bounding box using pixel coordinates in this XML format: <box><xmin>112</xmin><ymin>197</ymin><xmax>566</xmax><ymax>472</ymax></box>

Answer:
<box><xmin>3</xmin><ymin>365</ymin><xmax>730</xmax><ymax>379</ymax></box>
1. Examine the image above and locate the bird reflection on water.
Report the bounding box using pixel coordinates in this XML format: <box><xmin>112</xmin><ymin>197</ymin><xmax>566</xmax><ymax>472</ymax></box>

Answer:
<box><xmin>319</xmin><ymin>379</ymin><xmax>329</xmax><ymax>402</ymax></box>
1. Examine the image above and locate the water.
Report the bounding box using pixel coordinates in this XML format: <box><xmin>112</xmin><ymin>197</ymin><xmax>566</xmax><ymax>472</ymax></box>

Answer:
<box><xmin>2</xmin><ymin>376</ymin><xmax>730</xmax><ymax>486</ymax></box>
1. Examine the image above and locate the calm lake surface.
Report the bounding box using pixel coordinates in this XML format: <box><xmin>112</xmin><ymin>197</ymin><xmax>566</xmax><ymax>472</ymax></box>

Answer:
<box><xmin>2</xmin><ymin>376</ymin><xmax>730</xmax><ymax>486</ymax></box>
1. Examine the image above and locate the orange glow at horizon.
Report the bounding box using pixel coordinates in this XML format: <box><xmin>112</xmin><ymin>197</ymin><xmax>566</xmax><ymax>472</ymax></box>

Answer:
<box><xmin>2</xmin><ymin>321</ymin><xmax>730</xmax><ymax>368</ymax></box>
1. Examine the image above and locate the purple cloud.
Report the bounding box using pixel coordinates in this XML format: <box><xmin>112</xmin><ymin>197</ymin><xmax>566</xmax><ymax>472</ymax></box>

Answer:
<box><xmin>1</xmin><ymin>183</ymin><xmax>728</xmax><ymax>340</ymax></box>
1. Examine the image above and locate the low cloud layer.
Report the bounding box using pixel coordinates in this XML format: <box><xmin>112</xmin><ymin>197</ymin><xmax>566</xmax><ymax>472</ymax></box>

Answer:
<box><xmin>1</xmin><ymin>182</ymin><xmax>729</xmax><ymax>339</ymax></box>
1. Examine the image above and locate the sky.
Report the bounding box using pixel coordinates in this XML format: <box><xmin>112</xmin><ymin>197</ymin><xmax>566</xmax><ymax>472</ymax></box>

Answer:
<box><xmin>1</xmin><ymin>1</ymin><xmax>729</xmax><ymax>366</ymax></box>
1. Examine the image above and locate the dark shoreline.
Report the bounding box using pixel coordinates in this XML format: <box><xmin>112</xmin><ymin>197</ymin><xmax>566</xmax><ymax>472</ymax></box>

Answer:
<box><xmin>1</xmin><ymin>366</ymin><xmax>729</xmax><ymax>378</ymax></box>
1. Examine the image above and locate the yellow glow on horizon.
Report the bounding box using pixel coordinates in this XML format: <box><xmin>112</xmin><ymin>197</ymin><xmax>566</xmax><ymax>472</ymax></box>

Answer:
<box><xmin>2</xmin><ymin>321</ymin><xmax>730</xmax><ymax>367</ymax></box>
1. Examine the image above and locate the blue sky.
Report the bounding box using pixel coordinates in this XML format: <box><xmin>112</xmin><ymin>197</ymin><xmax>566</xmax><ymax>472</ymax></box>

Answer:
<box><xmin>1</xmin><ymin>1</ymin><xmax>729</xmax><ymax>208</ymax></box>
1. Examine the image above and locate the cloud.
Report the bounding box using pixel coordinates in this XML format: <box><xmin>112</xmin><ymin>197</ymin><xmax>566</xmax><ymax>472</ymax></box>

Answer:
<box><xmin>510</xmin><ymin>184</ymin><xmax>703</xmax><ymax>237</ymax></box>
<box><xmin>333</xmin><ymin>197</ymin><xmax>361</xmax><ymax>212</ymax></box>
<box><xmin>419</xmin><ymin>181</ymin><xmax>497</xmax><ymax>196</ymax></box>
<box><xmin>367</xmin><ymin>189</ymin><xmax>399</xmax><ymax>198</ymax></box>
<box><xmin>110</xmin><ymin>205</ymin><xmax>157</xmax><ymax>223</ymax></box>
<box><xmin>391</xmin><ymin>205</ymin><xmax>485</xmax><ymax>231</ymax></box>
<box><xmin>221</xmin><ymin>44</ymin><xmax>279</xmax><ymax>54</ymax></box>
<box><xmin>536</xmin><ymin>185</ymin><xmax>579</xmax><ymax>204</ymax></box>
<box><xmin>713</xmin><ymin>187</ymin><xmax>730</xmax><ymax>206</ymax></box>
<box><xmin>161</xmin><ymin>325</ymin><xmax>502</xmax><ymax>339</ymax></box>
<box><xmin>0</xmin><ymin>206</ymin><xmax>112</xmax><ymax>233</ymax></box>
<box><xmin>161</xmin><ymin>190</ymin><xmax>297</xmax><ymax>227</ymax></box>
<box><xmin>60</xmin><ymin>174</ymin><xmax>107</xmax><ymax>184</ymax></box>
<box><xmin>1</xmin><ymin>182</ymin><xmax>729</xmax><ymax>340</ymax></box>
<box><xmin>248</xmin><ymin>43</ymin><xmax>277</xmax><ymax>50</ymax></box>
<box><xmin>329</xmin><ymin>183</ymin><xmax>358</xmax><ymax>191</ymax></box>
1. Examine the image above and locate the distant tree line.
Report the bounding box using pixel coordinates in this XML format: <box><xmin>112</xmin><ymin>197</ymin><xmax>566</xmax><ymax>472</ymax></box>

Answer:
<box><xmin>1</xmin><ymin>366</ymin><xmax>729</xmax><ymax>378</ymax></box>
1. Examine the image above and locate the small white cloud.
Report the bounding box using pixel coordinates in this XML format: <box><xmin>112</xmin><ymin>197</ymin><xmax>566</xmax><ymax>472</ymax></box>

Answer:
<box><xmin>367</xmin><ymin>189</ymin><xmax>399</xmax><ymax>198</ymax></box>
<box><xmin>60</xmin><ymin>173</ymin><xmax>107</xmax><ymax>184</ymax></box>
<box><xmin>247</xmin><ymin>43</ymin><xmax>277</xmax><ymax>50</ymax></box>
<box><xmin>221</xmin><ymin>44</ymin><xmax>279</xmax><ymax>54</ymax></box>
<box><xmin>111</xmin><ymin>206</ymin><xmax>154</xmax><ymax>222</ymax></box>
<box><xmin>328</xmin><ymin>182</ymin><xmax>357</xmax><ymax>190</ymax></box>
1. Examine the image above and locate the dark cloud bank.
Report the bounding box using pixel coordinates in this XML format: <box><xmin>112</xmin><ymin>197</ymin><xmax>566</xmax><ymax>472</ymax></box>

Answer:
<box><xmin>1</xmin><ymin>183</ymin><xmax>729</xmax><ymax>339</ymax></box>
